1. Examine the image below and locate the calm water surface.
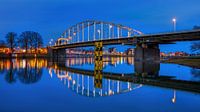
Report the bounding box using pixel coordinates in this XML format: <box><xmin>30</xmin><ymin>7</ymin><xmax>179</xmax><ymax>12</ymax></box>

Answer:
<box><xmin>0</xmin><ymin>57</ymin><xmax>200</xmax><ymax>112</ymax></box>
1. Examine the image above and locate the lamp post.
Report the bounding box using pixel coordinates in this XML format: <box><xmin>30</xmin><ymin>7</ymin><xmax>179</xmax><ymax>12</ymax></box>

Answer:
<box><xmin>109</xmin><ymin>25</ymin><xmax>112</xmax><ymax>39</ymax></box>
<box><xmin>49</xmin><ymin>41</ymin><xmax>52</xmax><ymax>46</ymax></box>
<box><xmin>172</xmin><ymin>18</ymin><xmax>176</xmax><ymax>32</ymax></box>
<box><xmin>97</xmin><ymin>29</ymin><xmax>101</xmax><ymax>40</ymax></box>
<box><xmin>48</xmin><ymin>38</ymin><xmax>54</xmax><ymax>46</ymax></box>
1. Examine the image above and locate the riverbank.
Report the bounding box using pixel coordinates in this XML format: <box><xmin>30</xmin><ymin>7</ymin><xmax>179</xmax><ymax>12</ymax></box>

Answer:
<box><xmin>163</xmin><ymin>57</ymin><xmax>200</xmax><ymax>69</ymax></box>
<box><xmin>0</xmin><ymin>53</ymin><xmax>49</xmax><ymax>58</ymax></box>
<box><xmin>0</xmin><ymin>53</ymin><xmax>134</xmax><ymax>58</ymax></box>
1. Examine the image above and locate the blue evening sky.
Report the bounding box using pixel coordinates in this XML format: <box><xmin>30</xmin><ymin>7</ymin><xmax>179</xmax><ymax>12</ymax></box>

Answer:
<box><xmin>0</xmin><ymin>0</ymin><xmax>200</xmax><ymax>53</ymax></box>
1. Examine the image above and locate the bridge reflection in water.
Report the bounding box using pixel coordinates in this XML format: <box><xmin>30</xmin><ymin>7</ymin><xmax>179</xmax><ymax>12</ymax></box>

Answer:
<box><xmin>48</xmin><ymin>57</ymin><xmax>200</xmax><ymax>97</ymax></box>
<box><xmin>53</xmin><ymin>72</ymin><xmax>142</xmax><ymax>97</ymax></box>
<box><xmin>48</xmin><ymin>57</ymin><xmax>142</xmax><ymax>97</ymax></box>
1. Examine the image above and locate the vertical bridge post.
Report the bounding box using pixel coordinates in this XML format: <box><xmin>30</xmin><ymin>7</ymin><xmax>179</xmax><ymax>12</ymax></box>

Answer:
<box><xmin>134</xmin><ymin>43</ymin><xmax>160</xmax><ymax>62</ymax></box>
<box><xmin>94</xmin><ymin>41</ymin><xmax>103</xmax><ymax>88</ymax></box>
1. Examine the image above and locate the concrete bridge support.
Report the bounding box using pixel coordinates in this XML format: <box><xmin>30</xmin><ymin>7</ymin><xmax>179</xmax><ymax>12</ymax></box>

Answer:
<box><xmin>55</xmin><ymin>49</ymin><xmax>66</xmax><ymax>58</ymax></box>
<box><xmin>48</xmin><ymin>48</ymin><xmax>66</xmax><ymax>59</ymax></box>
<box><xmin>47</xmin><ymin>47</ymin><xmax>53</xmax><ymax>58</ymax></box>
<box><xmin>134</xmin><ymin>44</ymin><xmax>160</xmax><ymax>62</ymax></box>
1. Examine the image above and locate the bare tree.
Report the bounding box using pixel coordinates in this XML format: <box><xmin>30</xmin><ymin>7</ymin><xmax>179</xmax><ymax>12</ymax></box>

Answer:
<box><xmin>193</xmin><ymin>25</ymin><xmax>200</xmax><ymax>30</ymax></box>
<box><xmin>191</xmin><ymin>41</ymin><xmax>200</xmax><ymax>53</ymax></box>
<box><xmin>5</xmin><ymin>32</ymin><xmax>17</xmax><ymax>54</ymax></box>
<box><xmin>32</xmin><ymin>32</ymin><xmax>43</xmax><ymax>53</ymax></box>
<box><xmin>19</xmin><ymin>31</ymin><xmax>31</xmax><ymax>53</ymax></box>
<box><xmin>19</xmin><ymin>31</ymin><xmax>43</xmax><ymax>54</ymax></box>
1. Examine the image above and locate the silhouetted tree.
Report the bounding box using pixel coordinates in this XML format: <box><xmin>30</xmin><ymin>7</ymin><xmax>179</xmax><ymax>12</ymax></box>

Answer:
<box><xmin>19</xmin><ymin>31</ymin><xmax>43</xmax><ymax>53</ymax></box>
<box><xmin>191</xmin><ymin>41</ymin><xmax>200</xmax><ymax>53</ymax></box>
<box><xmin>19</xmin><ymin>31</ymin><xmax>32</xmax><ymax>53</ymax></box>
<box><xmin>5</xmin><ymin>32</ymin><xmax>17</xmax><ymax>54</ymax></box>
<box><xmin>31</xmin><ymin>32</ymin><xmax>43</xmax><ymax>53</ymax></box>
<box><xmin>193</xmin><ymin>25</ymin><xmax>200</xmax><ymax>30</ymax></box>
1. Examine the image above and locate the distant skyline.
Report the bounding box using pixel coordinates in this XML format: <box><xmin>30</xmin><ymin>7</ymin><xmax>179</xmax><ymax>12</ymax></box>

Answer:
<box><xmin>0</xmin><ymin>0</ymin><xmax>200</xmax><ymax>52</ymax></box>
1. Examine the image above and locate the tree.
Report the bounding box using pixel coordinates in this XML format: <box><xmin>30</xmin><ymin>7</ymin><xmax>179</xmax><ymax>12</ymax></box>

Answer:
<box><xmin>193</xmin><ymin>25</ymin><xmax>200</xmax><ymax>30</ymax></box>
<box><xmin>19</xmin><ymin>31</ymin><xmax>43</xmax><ymax>54</ymax></box>
<box><xmin>5</xmin><ymin>32</ymin><xmax>17</xmax><ymax>54</ymax></box>
<box><xmin>191</xmin><ymin>41</ymin><xmax>200</xmax><ymax>53</ymax></box>
<box><xmin>19</xmin><ymin>31</ymin><xmax>31</xmax><ymax>53</ymax></box>
<box><xmin>31</xmin><ymin>32</ymin><xmax>43</xmax><ymax>53</ymax></box>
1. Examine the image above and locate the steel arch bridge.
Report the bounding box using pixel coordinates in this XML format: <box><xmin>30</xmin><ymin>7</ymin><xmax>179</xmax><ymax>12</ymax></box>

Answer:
<box><xmin>55</xmin><ymin>20</ymin><xmax>142</xmax><ymax>46</ymax></box>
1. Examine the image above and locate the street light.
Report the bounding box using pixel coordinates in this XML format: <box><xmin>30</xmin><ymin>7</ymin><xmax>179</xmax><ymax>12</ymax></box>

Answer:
<box><xmin>109</xmin><ymin>25</ymin><xmax>112</xmax><ymax>39</ymax></box>
<box><xmin>49</xmin><ymin>41</ymin><xmax>52</xmax><ymax>46</ymax></box>
<box><xmin>172</xmin><ymin>18</ymin><xmax>176</xmax><ymax>32</ymax></box>
<box><xmin>97</xmin><ymin>29</ymin><xmax>101</xmax><ymax>40</ymax></box>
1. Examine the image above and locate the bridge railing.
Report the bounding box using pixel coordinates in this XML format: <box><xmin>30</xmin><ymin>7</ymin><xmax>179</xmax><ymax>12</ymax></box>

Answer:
<box><xmin>138</xmin><ymin>29</ymin><xmax>200</xmax><ymax>37</ymax></box>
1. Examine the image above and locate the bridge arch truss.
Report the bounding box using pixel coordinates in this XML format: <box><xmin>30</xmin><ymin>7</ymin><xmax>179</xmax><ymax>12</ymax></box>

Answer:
<box><xmin>56</xmin><ymin>20</ymin><xmax>142</xmax><ymax>46</ymax></box>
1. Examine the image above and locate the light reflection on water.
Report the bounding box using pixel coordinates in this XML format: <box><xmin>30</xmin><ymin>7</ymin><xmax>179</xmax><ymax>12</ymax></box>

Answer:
<box><xmin>0</xmin><ymin>58</ymin><xmax>200</xmax><ymax>112</ymax></box>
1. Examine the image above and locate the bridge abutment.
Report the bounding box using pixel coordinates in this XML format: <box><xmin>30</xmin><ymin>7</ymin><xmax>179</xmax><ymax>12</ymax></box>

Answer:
<box><xmin>47</xmin><ymin>47</ymin><xmax>54</xmax><ymax>58</ymax></box>
<box><xmin>134</xmin><ymin>44</ymin><xmax>160</xmax><ymax>62</ymax></box>
<box><xmin>56</xmin><ymin>49</ymin><xmax>66</xmax><ymax>58</ymax></box>
<box><xmin>48</xmin><ymin>48</ymin><xmax>67</xmax><ymax>59</ymax></box>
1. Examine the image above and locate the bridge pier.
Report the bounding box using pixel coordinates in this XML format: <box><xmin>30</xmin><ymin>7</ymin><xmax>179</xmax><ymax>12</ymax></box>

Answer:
<box><xmin>57</xmin><ymin>49</ymin><xmax>66</xmax><ymax>58</ymax></box>
<box><xmin>134</xmin><ymin>44</ymin><xmax>160</xmax><ymax>62</ymax></box>
<box><xmin>48</xmin><ymin>48</ymin><xmax>66</xmax><ymax>59</ymax></box>
<box><xmin>47</xmin><ymin>47</ymin><xmax>53</xmax><ymax>58</ymax></box>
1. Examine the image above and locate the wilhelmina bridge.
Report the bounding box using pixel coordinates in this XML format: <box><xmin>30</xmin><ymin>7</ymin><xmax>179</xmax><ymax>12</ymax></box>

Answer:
<box><xmin>49</xmin><ymin>20</ymin><xmax>200</xmax><ymax>61</ymax></box>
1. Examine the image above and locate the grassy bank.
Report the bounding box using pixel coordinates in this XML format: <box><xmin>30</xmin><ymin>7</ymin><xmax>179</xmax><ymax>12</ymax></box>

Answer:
<box><xmin>163</xmin><ymin>58</ymin><xmax>200</xmax><ymax>69</ymax></box>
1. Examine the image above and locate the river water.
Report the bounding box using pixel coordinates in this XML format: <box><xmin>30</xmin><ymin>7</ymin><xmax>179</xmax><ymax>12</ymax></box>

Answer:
<box><xmin>0</xmin><ymin>57</ymin><xmax>200</xmax><ymax>112</ymax></box>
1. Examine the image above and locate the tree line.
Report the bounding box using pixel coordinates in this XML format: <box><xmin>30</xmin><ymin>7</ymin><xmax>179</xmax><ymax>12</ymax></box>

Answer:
<box><xmin>192</xmin><ymin>26</ymin><xmax>200</xmax><ymax>53</ymax></box>
<box><xmin>0</xmin><ymin>31</ymin><xmax>43</xmax><ymax>54</ymax></box>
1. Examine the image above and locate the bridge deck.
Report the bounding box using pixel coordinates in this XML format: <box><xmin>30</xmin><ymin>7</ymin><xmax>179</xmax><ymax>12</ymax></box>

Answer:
<box><xmin>52</xmin><ymin>30</ymin><xmax>200</xmax><ymax>49</ymax></box>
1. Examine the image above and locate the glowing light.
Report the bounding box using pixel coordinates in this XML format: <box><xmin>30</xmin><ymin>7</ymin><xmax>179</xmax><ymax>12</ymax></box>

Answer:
<box><xmin>73</xmin><ymin>80</ymin><xmax>76</xmax><ymax>85</ymax></box>
<box><xmin>172</xmin><ymin>18</ymin><xmax>177</xmax><ymax>32</ymax></box>
<box><xmin>109</xmin><ymin>25</ymin><xmax>112</xmax><ymax>28</ymax></box>
<box><xmin>22</xmin><ymin>60</ymin><xmax>26</xmax><ymax>68</ymax></box>
<box><xmin>172</xmin><ymin>18</ymin><xmax>176</xmax><ymax>22</ymax></box>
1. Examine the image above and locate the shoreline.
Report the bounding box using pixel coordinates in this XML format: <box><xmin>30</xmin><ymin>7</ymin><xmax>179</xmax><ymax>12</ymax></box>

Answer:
<box><xmin>1</xmin><ymin>54</ymin><xmax>200</xmax><ymax>69</ymax></box>
<box><xmin>163</xmin><ymin>57</ymin><xmax>200</xmax><ymax>69</ymax></box>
